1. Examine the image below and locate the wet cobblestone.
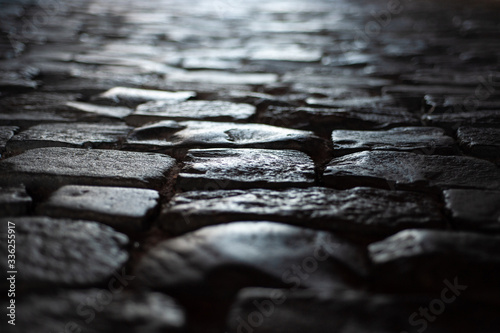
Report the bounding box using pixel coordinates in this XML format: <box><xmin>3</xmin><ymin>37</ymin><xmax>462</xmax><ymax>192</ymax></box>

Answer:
<box><xmin>1</xmin><ymin>0</ymin><xmax>500</xmax><ymax>331</ymax></box>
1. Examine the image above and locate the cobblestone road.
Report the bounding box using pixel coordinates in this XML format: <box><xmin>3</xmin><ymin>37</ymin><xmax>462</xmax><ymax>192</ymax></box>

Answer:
<box><xmin>1</xmin><ymin>0</ymin><xmax>500</xmax><ymax>332</ymax></box>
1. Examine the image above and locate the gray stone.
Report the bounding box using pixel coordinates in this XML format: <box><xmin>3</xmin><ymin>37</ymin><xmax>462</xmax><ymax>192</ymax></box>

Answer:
<box><xmin>444</xmin><ymin>189</ymin><xmax>500</xmax><ymax>231</ymax></box>
<box><xmin>0</xmin><ymin>70</ymin><xmax>38</xmax><ymax>90</ymax></box>
<box><xmin>369</xmin><ymin>229</ymin><xmax>500</xmax><ymax>294</ymax></box>
<box><xmin>37</xmin><ymin>185</ymin><xmax>160</xmax><ymax>233</ymax></box>
<box><xmin>135</xmin><ymin>222</ymin><xmax>367</xmax><ymax>296</ymax></box>
<box><xmin>160</xmin><ymin>187</ymin><xmax>443</xmax><ymax>235</ymax></box>
<box><xmin>0</xmin><ymin>216</ymin><xmax>128</xmax><ymax>288</ymax></box>
<box><xmin>383</xmin><ymin>85</ymin><xmax>475</xmax><ymax>98</ymax></box>
<box><xmin>0</xmin><ymin>185</ymin><xmax>31</xmax><ymax>216</ymax></box>
<box><xmin>305</xmin><ymin>95</ymin><xmax>396</xmax><ymax>109</ymax></box>
<box><xmin>65</xmin><ymin>101</ymin><xmax>134</xmax><ymax>119</ymax></box>
<box><xmin>457</xmin><ymin>126</ymin><xmax>500</xmax><ymax>160</ymax></box>
<box><xmin>324</xmin><ymin>151</ymin><xmax>500</xmax><ymax>191</ymax></box>
<box><xmin>125</xmin><ymin>120</ymin><xmax>329</xmax><ymax>161</ymax></box>
<box><xmin>0</xmin><ymin>111</ymin><xmax>76</xmax><ymax>127</ymax></box>
<box><xmin>10</xmin><ymin>290</ymin><xmax>185</xmax><ymax>333</ymax></box>
<box><xmin>177</xmin><ymin>148</ymin><xmax>316</xmax><ymax>191</ymax></box>
<box><xmin>283</xmin><ymin>73</ymin><xmax>392</xmax><ymax>90</ymax></box>
<box><xmin>331</xmin><ymin>127</ymin><xmax>456</xmax><ymax>156</ymax></box>
<box><xmin>167</xmin><ymin>70</ymin><xmax>278</xmax><ymax>85</ymax></box>
<box><xmin>0</xmin><ymin>92</ymin><xmax>82</xmax><ymax>112</ymax></box>
<box><xmin>126</xmin><ymin>100</ymin><xmax>256</xmax><ymax>126</ymax></box>
<box><xmin>227</xmin><ymin>288</ymin><xmax>500</xmax><ymax>333</ymax></box>
<box><xmin>257</xmin><ymin>106</ymin><xmax>420</xmax><ymax>133</ymax></box>
<box><xmin>94</xmin><ymin>87</ymin><xmax>196</xmax><ymax>106</ymax></box>
<box><xmin>249</xmin><ymin>45</ymin><xmax>322</xmax><ymax>62</ymax></box>
<box><xmin>422</xmin><ymin>110</ymin><xmax>500</xmax><ymax>132</ymax></box>
<box><xmin>0</xmin><ymin>147</ymin><xmax>177</xmax><ymax>191</ymax></box>
<box><xmin>6</xmin><ymin>122</ymin><xmax>132</xmax><ymax>154</ymax></box>
<box><xmin>0</xmin><ymin>126</ymin><xmax>18</xmax><ymax>154</ymax></box>
<box><xmin>424</xmin><ymin>94</ymin><xmax>500</xmax><ymax>113</ymax></box>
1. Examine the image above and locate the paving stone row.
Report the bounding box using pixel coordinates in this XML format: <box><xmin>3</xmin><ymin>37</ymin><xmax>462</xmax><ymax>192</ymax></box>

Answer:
<box><xmin>1</xmin><ymin>0</ymin><xmax>500</xmax><ymax>331</ymax></box>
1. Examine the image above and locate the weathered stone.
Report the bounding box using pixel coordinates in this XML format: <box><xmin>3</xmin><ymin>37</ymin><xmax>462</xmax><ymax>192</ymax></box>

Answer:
<box><xmin>0</xmin><ymin>147</ymin><xmax>177</xmax><ymax>191</ymax></box>
<box><xmin>324</xmin><ymin>151</ymin><xmax>500</xmax><ymax>191</ymax></box>
<box><xmin>0</xmin><ymin>92</ymin><xmax>81</xmax><ymax>112</ymax></box>
<box><xmin>257</xmin><ymin>106</ymin><xmax>419</xmax><ymax>133</ymax></box>
<box><xmin>126</xmin><ymin>100</ymin><xmax>256</xmax><ymax>126</ymax></box>
<box><xmin>0</xmin><ymin>70</ymin><xmax>38</xmax><ymax>90</ymax></box>
<box><xmin>383</xmin><ymin>85</ymin><xmax>475</xmax><ymax>98</ymax></box>
<box><xmin>0</xmin><ymin>111</ymin><xmax>76</xmax><ymax>127</ymax></box>
<box><xmin>160</xmin><ymin>187</ymin><xmax>443</xmax><ymax>235</ymax></box>
<box><xmin>167</xmin><ymin>70</ymin><xmax>278</xmax><ymax>85</ymax></box>
<box><xmin>10</xmin><ymin>290</ymin><xmax>185</xmax><ymax>333</ymax></box>
<box><xmin>424</xmin><ymin>94</ymin><xmax>500</xmax><ymax>113</ymax></box>
<box><xmin>444</xmin><ymin>189</ymin><xmax>500</xmax><ymax>231</ymax></box>
<box><xmin>0</xmin><ymin>126</ymin><xmax>17</xmax><ymax>154</ymax></box>
<box><xmin>0</xmin><ymin>185</ymin><xmax>31</xmax><ymax>216</ymax></box>
<box><xmin>177</xmin><ymin>148</ymin><xmax>315</xmax><ymax>191</ymax></box>
<box><xmin>305</xmin><ymin>95</ymin><xmax>396</xmax><ymax>109</ymax></box>
<box><xmin>182</xmin><ymin>57</ymin><xmax>241</xmax><ymax>70</ymax></box>
<box><xmin>125</xmin><ymin>120</ymin><xmax>329</xmax><ymax>160</ymax></box>
<box><xmin>0</xmin><ymin>216</ymin><xmax>128</xmax><ymax>288</ymax></box>
<box><xmin>136</xmin><ymin>222</ymin><xmax>367</xmax><ymax>296</ymax></box>
<box><xmin>37</xmin><ymin>185</ymin><xmax>160</xmax><ymax>233</ymax></box>
<box><xmin>331</xmin><ymin>127</ymin><xmax>456</xmax><ymax>156</ymax></box>
<box><xmin>369</xmin><ymin>229</ymin><xmax>500</xmax><ymax>294</ymax></box>
<box><xmin>249</xmin><ymin>45</ymin><xmax>322</xmax><ymax>62</ymax></box>
<box><xmin>227</xmin><ymin>288</ymin><xmax>500</xmax><ymax>333</ymax></box>
<box><xmin>283</xmin><ymin>73</ymin><xmax>392</xmax><ymax>90</ymax></box>
<box><xmin>94</xmin><ymin>87</ymin><xmax>196</xmax><ymax>106</ymax></box>
<box><xmin>422</xmin><ymin>110</ymin><xmax>500</xmax><ymax>132</ymax></box>
<box><xmin>457</xmin><ymin>126</ymin><xmax>500</xmax><ymax>160</ymax></box>
<box><xmin>6</xmin><ymin>122</ymin><xmax>132</xmax><ymax>153</ymax></box>
<box><xmin>65</xmin><ymin>101</ymin><xmax>134</xmax><ymax>119</ymax></box>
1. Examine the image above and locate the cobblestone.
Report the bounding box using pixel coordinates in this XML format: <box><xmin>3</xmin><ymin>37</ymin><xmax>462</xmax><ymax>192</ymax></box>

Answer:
<box><xmin>9</xmin><ymin>290</ymin><xmax>185</xmax><ymax>333</ymax></box>
<box><xmin>457</xmin><ymin>126</ymin><xmax>500</xmax><ymax>162</ymax></box>
<box><xmin>257</xmin><ymin>105</ymin><xmax>420</xmax><ymax>134</ymax></box>
<box><xmin>37</xmin><ymin>185</ymin><xmax>160</xmax><ymax>233</ymax></box>
<box><xmin>64</xmin><ymin>101</ymin><xmax>134</xmax><ymax>120</ymax></box>
<box><xmin>6</xmin><ymin>122</ymin><xmax>132</xmax><ymax>153</ymax></box>
<box><xmin>94</xmin><ymin>87</ymin><xmax>196</xmax><ymax>107</ymax></box>
<box><xmin>126</xmin><ymin>100</ymin><xmax>256</xmax><ymax>126</ymax></box>
<box><xmin>0</xmin><ymin>185</ymin><xmax>32</xmax><ymax>216</ymax></box>
<box><xmin>2</xmin><ymin>0</ymin><xmax>500</xmax><ymax>331</ymax></box>
<box><xmin>0</xmin><ymin>216</ymin><xmax>128</xmax><ymax>288</ymax></box>
<box><xmin>369</xmin><ymin>229</ymin><xmax>500</xmax><ymax>295</ymax></box>
<box><xmin>177</xmin><ymin>148</ymin><xmax>316</xmax><ymax>190</ymax></box>
<box><xmin>0</xmin><ymin>126</ymin><xmax>18</xmax><ymax>155</ymax></box>
<box><xmin>324</xmin><ymin>151</ymin><xmax>500</xmax><ymax>191</ymax></box>
<box><xmin>227</xmin><ymin>288</ymin><xmax>500</xmax><ymax>333</ymax></box>
<box><xmin>159</xmin><ymin>187</ymin><xmax>443</xmax><ymax>235</ymax></box>
<box><xmin>0</xmin><ymin>147</ymin><xmax>177</xmax><ymax>191</ymax></box>
<box><xmin>444</xmin><ymin>189</ymin><xmax>500</xmax><ymax>232</ymax></box>
<box><xmin>331</xmin><ymin>127</ymin><xmax>456</xmax><ymax>156</ymax></box>
<box><xmin>136</xmin><ymin>222</ymin><xmax>367</xmax><ymax>296</ymax></box>
<box><xmin>125</xmin><ymin>120</ymin><xmax>329</xmax><ymax>160</ymax></box>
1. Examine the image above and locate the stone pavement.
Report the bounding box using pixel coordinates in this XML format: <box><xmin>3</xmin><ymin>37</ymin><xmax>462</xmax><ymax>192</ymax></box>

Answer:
<box><xmin>1</xmin><ymin>0</ymin><xmax>500</xmax><ymax>332</ymax></box>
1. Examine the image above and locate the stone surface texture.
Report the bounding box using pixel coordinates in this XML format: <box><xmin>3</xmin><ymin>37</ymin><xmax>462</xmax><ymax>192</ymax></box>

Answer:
<box><xmin>136</xmin><ymin>222</ymin><xmax>368</xmax><ymax>295</ymax></box>
<box><xmin>331</xmin><ymin>127</ymin><xmax>456</xmax><ymax>156</ymax></box>
<box><xmin>127</xmin><ymin>100</ymin><xmax>256</xmax><ymax>125</ymax></box>
<box><xmin>0</xmin><ymin>147</ymin><xmax>177</xmax><ymax>191</ymax></box>
<box><xmin>37</xmin><ymin>185</ymin><xmax>160</xmax><ymax>232</ymax></box>
<box><xmin>177</xmin><ymin>148</ymin><xmax>316</xmax><ymax>190</ymax></box>
<box><xmin>1</xmin><ymin>0</ymin><xmax>500</xmax><ymax>331</ymax></box>
<box><xmin>160</xmin><ymin>187</ymin><xmax>443</xmax><ymax>235</ymax></box>
<box><xmin>0</xmin><ymin>216</ymin><xmax>129</xmax><ymax>288</ymax></box>
<box><xmin>324</xmin><ymin>151</ymin><xmax>500</xmax><ymax>191</ymax></box>
<box><xmin>6</xmin><ymin>122</ymin><xmax>132</xmax><ymax>153</ymax></box>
